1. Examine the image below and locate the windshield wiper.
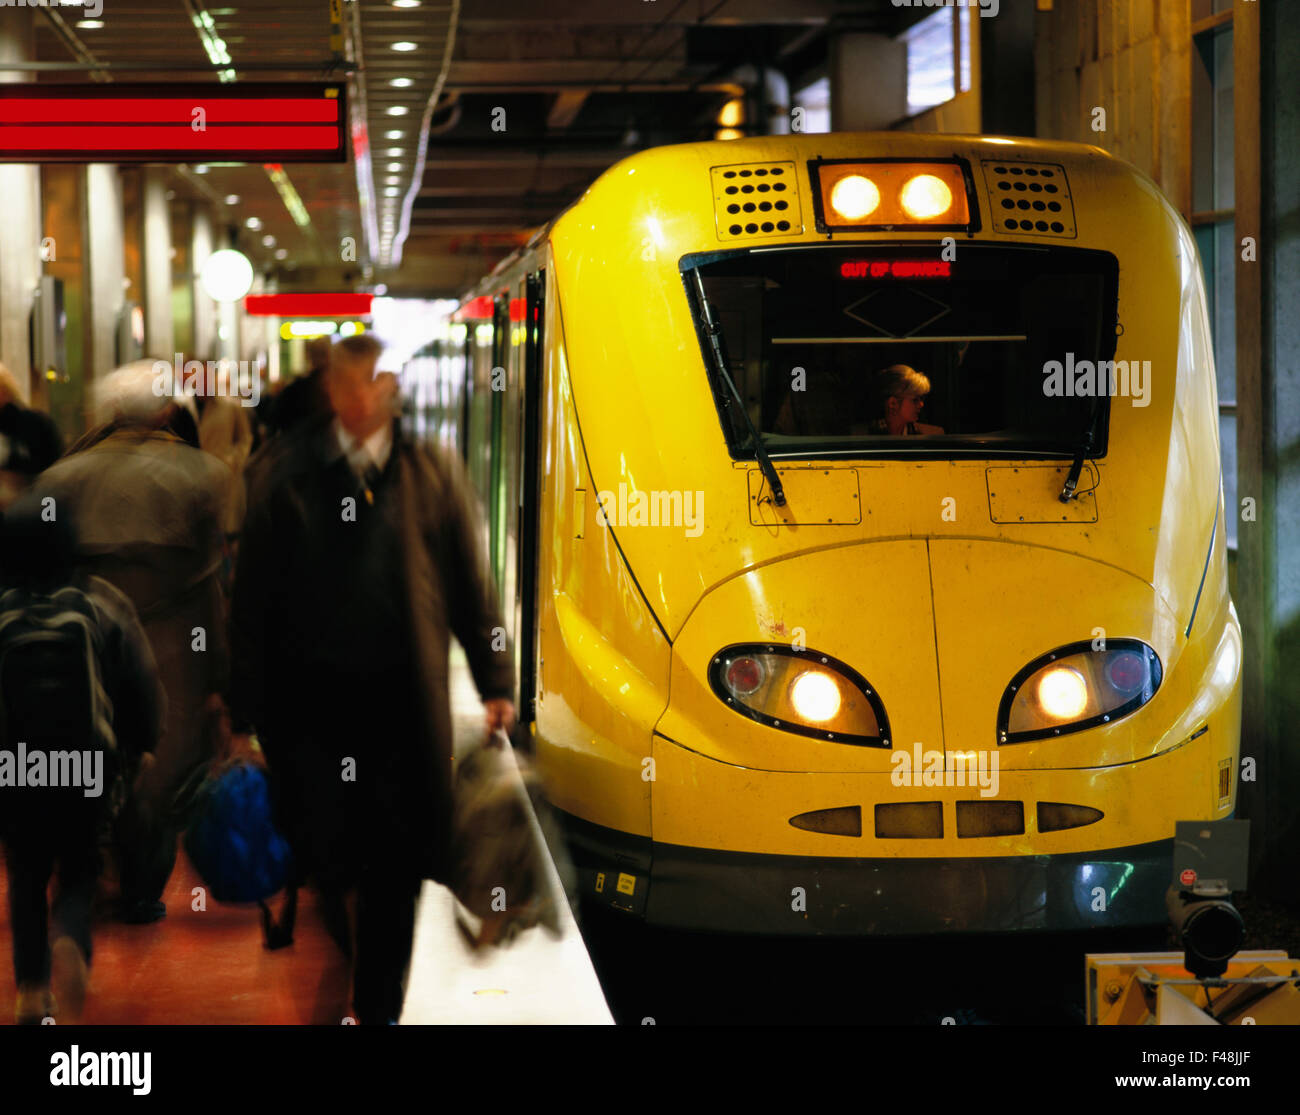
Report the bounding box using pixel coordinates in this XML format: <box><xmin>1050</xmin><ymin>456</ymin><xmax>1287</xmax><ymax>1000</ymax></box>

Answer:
<box><xmin>689</xmin><ymin>268</ymin><xmax>787</xmax><ymax>508</ymax></box>
<box><xmin>1060</xmin><ymin>393</ymin><xmax>1104</xmax><ymax>502</ymax></box>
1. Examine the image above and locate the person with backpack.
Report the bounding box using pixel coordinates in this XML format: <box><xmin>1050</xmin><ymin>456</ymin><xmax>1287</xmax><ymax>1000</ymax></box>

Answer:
<box><xmin>0</xmin><ymin>498</ymin><xmax>162</xmax><ymax>1024</ymax></box>
<box><xmin>33</xmin><ymin>361</ymin><xmax>230</xmax><ymax>923</ymax></box>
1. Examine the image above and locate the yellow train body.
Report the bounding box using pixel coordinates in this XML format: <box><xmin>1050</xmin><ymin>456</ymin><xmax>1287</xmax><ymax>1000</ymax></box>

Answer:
<box><xmin>450</xmin><ymin>131</ymin><xmax>1240</xmax><ymax>934</ymax></box>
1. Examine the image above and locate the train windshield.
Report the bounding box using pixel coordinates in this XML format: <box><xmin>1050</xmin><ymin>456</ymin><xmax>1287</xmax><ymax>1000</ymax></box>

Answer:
<box><xmin>686</xmin><ymin>244</ymin><xmax>1120</xmax><ymax>459</ymax></box>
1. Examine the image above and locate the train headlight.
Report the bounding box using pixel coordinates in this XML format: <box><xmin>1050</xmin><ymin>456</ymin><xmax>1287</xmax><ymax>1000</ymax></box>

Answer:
<box><xmin>899</xmin><ymin>174</ymin><xmax>953</xmax><ymax>220</ymax></box>
<box><xmin>998</xmin><ymin>639</ymin><xmax>1163</xmax><ymax>744</ymax></box>
<box><xmin>829</xmin><ymin>175</ymin><xmax>880</xmax><ymax>221</ymax></box>
<box><xmin>811</xmin><ymin>159</ymin><xmax>972</xmax><ymax>231</ymax></box>
<box><xmin>1036</xmin><ymin>667</ymin><xmax>1088</xmax><ymax>720</ymax></box>
<box><xmin>710</xmin><ymin>645</ymin><xmax>890</xmax><ymax>746</ymax></box>
<box><xmin>789</xmin><ymin>671</ymin><xmax>841</xmax><ymax>722</ymax></box>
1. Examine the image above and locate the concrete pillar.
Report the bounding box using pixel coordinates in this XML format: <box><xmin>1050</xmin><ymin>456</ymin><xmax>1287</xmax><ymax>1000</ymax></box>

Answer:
<box><xmin>1248</xmin><ymin>0</ymin><xmax>1300</xmax><ymax>893</ymax></box>
<box><xmin>142</xmin><ymin>169</ymin><xmax>174</xmax><ymax>360</ymax></box>
<box><xmin>829</xmin><ymin>33</ymin><xmax>906</xmax><ymax>132</ymax></box>
<box><xmin>192</xmin><ymin>205</ymin><xmax>217</xmax><ymax>358</ymax></box>
<box><xmin>979</xmin><ymin>0</ymin><xmax>1035</xmax><ymax>137</ymax></box>
<box><xmin>83</xmin><ymin>165</ymin><xmax>125</xmax><ymax>384</ymax></box>
<box><xmin>0</xmin><ymin>11</ymin><xmax>42</xmax><ymax>400</ymax></box>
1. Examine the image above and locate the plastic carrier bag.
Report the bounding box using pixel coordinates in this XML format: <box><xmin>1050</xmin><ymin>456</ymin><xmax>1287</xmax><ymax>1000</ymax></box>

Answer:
<box><xmin>182</xmin><ymin>759</ymin><xmax>294</xmax><ymax>907</ymax></box>
<box><xmin>449</xmin><ymin>731</ymin><xmax>565</xmax><ymax>950</ymax></box>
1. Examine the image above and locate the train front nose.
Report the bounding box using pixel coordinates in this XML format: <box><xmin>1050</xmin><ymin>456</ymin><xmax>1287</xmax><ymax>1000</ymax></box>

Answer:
<box><xmin>638</xmin><ymin>537</ymin><xmax>1213</xmax><ymax>933</ymax></box>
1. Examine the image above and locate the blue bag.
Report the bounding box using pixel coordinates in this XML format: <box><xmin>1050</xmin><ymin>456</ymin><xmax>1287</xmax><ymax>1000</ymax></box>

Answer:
<box><xmin>183</xmin><ymin>760</ymin><xmax>293</xmax><ymax>905</ymax></box>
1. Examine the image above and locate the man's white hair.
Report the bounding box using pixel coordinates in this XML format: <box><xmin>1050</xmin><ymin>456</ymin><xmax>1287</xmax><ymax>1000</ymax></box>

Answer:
<box><xmin>92</xmin><ymin>360</ymin><xmax>197</xmax><ymax>428</ymax></box>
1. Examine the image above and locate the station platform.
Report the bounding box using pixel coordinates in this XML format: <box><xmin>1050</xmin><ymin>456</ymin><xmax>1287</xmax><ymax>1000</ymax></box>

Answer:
<box><xmin>0</xmin><ymin>651</ymin><xmax>612</xmax><ymax>1026</ymax></box>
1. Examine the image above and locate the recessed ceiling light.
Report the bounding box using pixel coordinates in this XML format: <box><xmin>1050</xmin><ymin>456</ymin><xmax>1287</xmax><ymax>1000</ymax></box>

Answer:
<box><xmin>385</xmin><ymin>177</ymin><xmax>402</xmax><ymax>185</ymax></box>
<box><xmin>384</xmin><ymin>187</ymin><xmax>401</xmax><ymax>196</ymax></box>
<box><xmin>386</xmin><ymin>162</ymin><xmax>402</xmax><ymax>172</ymax></box>
<box><xmin>225</xmin><ymin>194</ymin><xmax>240</xmax><ymax>205</ymax></box>
<box><xmin>385</xmin><ymin>148</ymin><xmax>404</xmax><ymax>157</ymax></box>
<box><xmin>262</xmin><ymin>235</ymin><xmax>276</xmax><ymax>247</ymax></box>
<box><xmin>245</xmin><ymin>217</ymin><xmax>262</xmax><ymax>230</ymax></box>
<box><xmin>385</xmin><ymin>130</ymin><xmax>404</xmax><ymax>139</ymax></box>
<box><xmin>386</xmin><ymin>106</ymin><xmax>409</xmax><ymax>116</ymax></box>
<box><xmin>392</xmin><ymin>42</ymin><xmax>418</xmax><ymax>52</ymax></box>
<box><xmin>194</xmin><ymin>165</ymin><xmax>209</xmax><ymax>174</ymax></box>
<box><xmin>392</xmin><ymin>1</ymin><xmax>421</xmax><ymax>8</ymax></box>
<box><xmin>76</xmin><ymin>19</ymin><xmax>104</xmax><ymax>29</ymax></box>
<box><xmin>390</xmin><ymin>78</ymin><xmax>413</xmax><ymax>88</ymax></box>
<box><xmin>275</xmin><ymin>248</ymin><xmax>288</xmax><ymax>260</ymax></box>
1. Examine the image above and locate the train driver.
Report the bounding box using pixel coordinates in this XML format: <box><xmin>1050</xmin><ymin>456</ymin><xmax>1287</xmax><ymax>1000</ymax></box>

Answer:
<box><xmin>868</xmin><ymin>364</ymin><xmax>945</xmax><ymax>436</ymax></box>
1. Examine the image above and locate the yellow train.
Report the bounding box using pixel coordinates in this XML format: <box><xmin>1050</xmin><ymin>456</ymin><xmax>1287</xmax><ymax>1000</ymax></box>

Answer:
<box><xmin>416</xmin><ymin>131</ymin><xmax>1241</xmax><ymax>934</ymax></box>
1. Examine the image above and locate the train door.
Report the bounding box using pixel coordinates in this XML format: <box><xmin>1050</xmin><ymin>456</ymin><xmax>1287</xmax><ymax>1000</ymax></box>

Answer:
<box><xmin>488</xmin><ymin>295</ymin><xmax>511</xmax><ymax>597</ymax></box>
<box><xmin>515</xmin><ymin>270</ymin><xmax>545</xmax><ymax>735</ymax></box>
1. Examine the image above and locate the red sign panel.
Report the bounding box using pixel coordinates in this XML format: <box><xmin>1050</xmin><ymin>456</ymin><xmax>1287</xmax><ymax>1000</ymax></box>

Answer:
<box><xmin>1180</xmin><ymin>868</ymin><xmax>1197</xmax><ymax>887</ymax></box>
<box><xmin>244</xmin><ymin>293</ymin><xmax>373</xmax><ymax>317</ymax></box>
<box><xmin>0</xmin><ymin>83</ymin><xmax>347</xmax><ymax>163</ymax></box>
<box><xmin>841</xmin><ymin>260</ymin><xmax>952</xmax><ymax>279</ymax></box>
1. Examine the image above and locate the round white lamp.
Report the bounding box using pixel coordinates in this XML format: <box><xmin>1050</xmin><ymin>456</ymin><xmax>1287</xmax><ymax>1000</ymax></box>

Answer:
<box><xmin>201</xmin><ymin>248</ymin><xmax>254</xmax><ymax>303</ymax></box>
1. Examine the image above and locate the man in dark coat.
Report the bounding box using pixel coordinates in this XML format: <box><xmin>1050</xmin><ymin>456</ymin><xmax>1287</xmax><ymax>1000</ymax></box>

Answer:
<box><xmin>266</xmin><ymin>334</ymin><xmax>332</xmax><ymax>436</ymax></box>
<box><xmin>230</xmin><ymin>333</ymin><xmax>515</xmax><ymax>1025</ymax></box>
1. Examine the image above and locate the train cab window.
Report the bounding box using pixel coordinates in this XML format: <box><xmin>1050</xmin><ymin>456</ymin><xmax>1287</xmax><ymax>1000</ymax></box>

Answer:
<box><xmin>686</xmin><ymin>244</ymin><xmax>1120</xmax><ymax>460</ymax></box>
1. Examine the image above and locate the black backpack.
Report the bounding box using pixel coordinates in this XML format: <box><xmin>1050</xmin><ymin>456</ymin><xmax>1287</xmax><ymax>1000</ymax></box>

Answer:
<box><xmin>0</xmin><ymin>584</ymin><xmax>118</xmax><ymax>829</ymax></box>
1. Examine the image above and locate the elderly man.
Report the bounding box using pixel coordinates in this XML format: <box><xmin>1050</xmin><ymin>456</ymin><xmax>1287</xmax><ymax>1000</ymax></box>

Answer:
<box><xmin>33</xmin><ymin>362</ymin><xmax>231</xmax><ymax>923</ymax></box>
<box><xmin>231</xmin><ymin>333</ymin><xmax>515</xmax><ymax>1025</ymax></box>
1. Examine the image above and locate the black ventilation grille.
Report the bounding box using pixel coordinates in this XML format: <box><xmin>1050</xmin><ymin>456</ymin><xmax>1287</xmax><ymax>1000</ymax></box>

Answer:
<box><xmin>981</xmin><ymin>160</ymin><xmax>1077</xmax><ymax>239</ymax></box>
<box><xmin>711</xmin><ymin>160</ymin><xmax>804</xmax><ymax>241</ymax></box>
<box><xmin>956</xmin><ymin>800</ymin><xmax>1025</xmax><ymax>838</ymax></box>
<box><xmin>789</xmin><ymin>805</ymin><xmax>862</xmax><ymax>837</ymax></box>
<box><xmin>874</xmin><ymin>801</ymin><xmax>943</xmax><ymax>839</ymax></box>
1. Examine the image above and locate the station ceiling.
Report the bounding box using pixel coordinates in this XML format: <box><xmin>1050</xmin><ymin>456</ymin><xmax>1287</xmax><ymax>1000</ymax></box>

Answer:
<box><xmin>25</xmin><ymin>0</ymin><xmax>914</xmax><ymax>299</ymax></box>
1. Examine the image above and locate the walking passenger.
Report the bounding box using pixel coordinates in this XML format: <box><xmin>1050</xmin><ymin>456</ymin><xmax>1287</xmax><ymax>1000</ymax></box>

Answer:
<box><xmin>230</xmin><ymin>333</ymin><xmax>516</xmax><ymax>1024</ymax></box>
<box><xmin>33</xmin><ymin>362</ymin><xmax>231</xmax><ymax>923</ymax></box>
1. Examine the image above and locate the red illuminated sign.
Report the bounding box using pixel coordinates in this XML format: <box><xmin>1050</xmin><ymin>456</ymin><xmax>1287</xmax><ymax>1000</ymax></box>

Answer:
<box><xmin>841</xmin><ymin>260</ymin><xmax>952</xmax><ymax>279</ymax></box>
<box><xmin>454</xmin><ymin>297</ymin><xmax>495</xmax><ymax>322</ymax></box>
<box><xmin>244</xmin><ymin>293</ymin><xmax>373</xmax><ymax>317</ymax></box>
<box><xmin>0</xmin><ymin>83</ymin><xmax>347</xmax><ymax>163</ymax></box>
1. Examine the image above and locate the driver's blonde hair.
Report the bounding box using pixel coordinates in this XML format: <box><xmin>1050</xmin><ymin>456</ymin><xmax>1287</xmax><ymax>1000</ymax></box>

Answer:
<box><xmin>876</xmin><ymin>364</ymin><xmax>930</xmax><ymax>412</ymax></box>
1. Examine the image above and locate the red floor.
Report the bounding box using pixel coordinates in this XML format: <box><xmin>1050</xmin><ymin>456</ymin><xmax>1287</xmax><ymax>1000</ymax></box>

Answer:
<box><xmin>0</xmin><ymin>848</ymin><xmax>352</xmax><ymax>1025</ymax></box>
